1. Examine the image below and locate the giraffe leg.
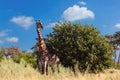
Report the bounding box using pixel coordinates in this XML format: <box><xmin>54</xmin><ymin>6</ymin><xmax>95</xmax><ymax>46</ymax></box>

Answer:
<box><xmin>51</xmin><ymin>66</ymin><xmax>55</xmax><ymax>73</ymax></box>
<box><xmin>37</xmin><ymin>59</ymin><xmax>41</xmax><ymax>74</ymax></box>
<box><xmin>44</xmin><ymin>61</ymin><xmax>47</xmax><ymax>75</ymax></box>
<box><xmin>46</xmin><ymin>64</ymin><xmax>48</xmax><ymax>75</ymax></box>
<box><xmin>57</xmin><ymin>63</ymin><xmax>60</xmax><ymax>73</ymax></box>
<box><xmin>39</xmin><ymin>61</ymin><xmax>43</xmax><ymax>74</ymax></box>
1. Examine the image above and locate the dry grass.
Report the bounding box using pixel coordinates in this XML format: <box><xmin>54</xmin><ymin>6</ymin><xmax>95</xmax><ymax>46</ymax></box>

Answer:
<box><xmin>0</xmin><ymin>58</ymin><xmax>120</xmax><ymax>80</ymax></box>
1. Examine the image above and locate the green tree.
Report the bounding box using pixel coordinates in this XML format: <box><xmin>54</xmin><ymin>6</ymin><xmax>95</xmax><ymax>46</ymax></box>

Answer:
<box><xmin>105</xmin><ymin>31</ymin><xmax>120</xmax><ymax>64</ymax></box>
<box><xmin>114</xmin><ymin>31</ymin><xmax>120</xmax><ymax>63</ymax></box>
<box><xmin>46</xmin><ymin>22</ymin><xmax>113</xmax><ymax>73</ymax></box>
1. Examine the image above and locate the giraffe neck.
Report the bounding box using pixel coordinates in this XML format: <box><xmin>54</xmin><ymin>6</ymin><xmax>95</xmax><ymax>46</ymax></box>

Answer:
<box><xmin>36</xmin><ymin>28</ymin><xmax>44</xmax><ymax>40</ymax></box>
<box><xmin>36</xmin><ymin>28</ymin><xmax>49</xmax><ymax>54</ymax></box>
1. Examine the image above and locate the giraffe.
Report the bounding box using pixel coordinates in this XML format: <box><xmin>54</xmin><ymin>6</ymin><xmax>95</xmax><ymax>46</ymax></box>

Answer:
<box><xmin>35</xmin><ymin>20</ymin><xmax>59</xmax><ymax>75</ymax></box>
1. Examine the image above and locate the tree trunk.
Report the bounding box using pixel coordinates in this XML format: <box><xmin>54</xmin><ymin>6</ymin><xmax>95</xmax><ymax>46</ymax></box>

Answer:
<box><xmin>114</xmin><ymin>50</ymin><xmax>117</xmax><ymax>64</ymax></box>
<box><xmin>118</xmin><ymin>52</ymin><xmax>120</xmax><ymax>63</ymax></box>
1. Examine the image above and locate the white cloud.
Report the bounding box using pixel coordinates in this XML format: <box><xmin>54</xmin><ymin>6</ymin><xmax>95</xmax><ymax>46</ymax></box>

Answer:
<box><xmin>6</xmin><ymin>37</ymin><xmax>19</xmax><ymax>43</ymax></box>
<box><xmin>0</xmin><ymin>40</ymin><xmax>3</xmax><ymax>44</ymax></box>
<box><xmin>0</xmin><ymin>30</ymin><xmax>12</xmax><ymax>44</ymax></box>
<box><xmin>62</xmin><ymin>5</ymin><xmax>95</xmax><ymax>21</ymax></box>
<box><xmin>0</xmin><ymin>32</ymin><xmax>7</xmax><ymax>37</ymax></box>
<box><xmin>0</xmin><ymin>30</ymin><xmax>11</xmax><ymax>37</ymax></box>
<box><xmin>115</xmin><ymin>23</ymin><xmax>120</xmax><ymax>28</ymax></box>
<box><xmin>78</xmin><ymin>1</ymin><xmax>86</xmax><ymax>6</ymax></box>
<box><xmin>11</xmin><ymin>16</ymin><xmax>34</xmax><ymax>30</ymax></box>
<box><xmin>46</xmin><ymin>22</ymin><xmax>57</xmax><ymax>28</ymax></box>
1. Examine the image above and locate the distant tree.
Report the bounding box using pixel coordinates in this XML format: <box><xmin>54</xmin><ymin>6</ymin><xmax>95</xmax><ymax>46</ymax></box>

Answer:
<box><xmin>0</xmin><ymin>46</ymin><xmax>21</xmax><ymax>58</ymax></box>
<box><xmin>114</xmin><ymin>31</ymin><xmax>120</xmax><ymax>64</ymax></box>
<box><xmin>8</xmin><ymin>46</ymin><xmax>21</xmax><ymax>57</ymax></box>
<box><xmin>105</xmin><ymin>34</ymin><xmax>117</xmax><ymax>63</ymax></box>
<box><xmin>46</xmin><ymin>22</ymin><xmax>114</xmax><ymax>73</ymax></box>
<box><xmin>0</xmin><ymin>49</ymin><xmax>5</xmax><ymax>61</ymax></box>
<box><xmin>0</xmin><ymin>47</ymin><xmax>5</xmax><ymax>57</ymax></box>
<box><xmin>105</xmin><ymin>31</ymin><xmax>120</xmax><ymax>64</ymax></box>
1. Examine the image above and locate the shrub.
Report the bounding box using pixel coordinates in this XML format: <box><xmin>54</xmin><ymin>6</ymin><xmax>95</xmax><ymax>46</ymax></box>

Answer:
<box><xmin>46</xmin><ymin>22</ymin><xmax>114</xmax><ymax>73</ymax></box>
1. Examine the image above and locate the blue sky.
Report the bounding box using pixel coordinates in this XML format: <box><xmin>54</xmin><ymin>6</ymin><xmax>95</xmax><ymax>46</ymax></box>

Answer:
<box><xmin>0</xmin><ymin>0</ymin><xmax>120</xmax><ymax>51</ymax></box>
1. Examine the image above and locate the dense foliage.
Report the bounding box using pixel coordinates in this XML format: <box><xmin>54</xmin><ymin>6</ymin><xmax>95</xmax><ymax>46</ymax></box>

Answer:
<box><xmin>46</xmin><ymin>22</ymin><xmax>114</xmax><ymax>72</ymax></box>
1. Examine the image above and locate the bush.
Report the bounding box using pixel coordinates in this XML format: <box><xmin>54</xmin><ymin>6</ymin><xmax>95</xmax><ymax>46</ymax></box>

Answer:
<box><xmin>12</xmin><ymin>52</ymin><xmax>37</xmax><ymax>68</ymax></box>
<box><xmin>46</xmin><ymin>22</ymin><xmax>114</xmax><ymax>73</ymax></box>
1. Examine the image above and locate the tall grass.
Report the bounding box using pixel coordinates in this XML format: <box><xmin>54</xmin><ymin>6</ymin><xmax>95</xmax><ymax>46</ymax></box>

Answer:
<box><xmin>0</xmin><ymin>58</ymin><xmax>120</xmax><ymax>80</ymax></box>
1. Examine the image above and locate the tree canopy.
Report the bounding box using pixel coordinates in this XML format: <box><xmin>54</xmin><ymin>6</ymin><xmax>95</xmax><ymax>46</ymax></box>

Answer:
<box><xmin>46</xmin><ymin>22</ymin><xmax>114</xmax><ymax>72</ymax></box>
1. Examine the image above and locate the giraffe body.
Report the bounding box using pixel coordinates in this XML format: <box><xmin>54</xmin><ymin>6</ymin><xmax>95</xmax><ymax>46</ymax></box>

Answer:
<box><xmin>35</xmin><ymin>20</ymin><xmax>59</xmax><ymax>75</ymax></box>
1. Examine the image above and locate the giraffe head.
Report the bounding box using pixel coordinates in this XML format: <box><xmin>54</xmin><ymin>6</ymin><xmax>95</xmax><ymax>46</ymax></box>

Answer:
<box><xmin>36</xmin><ymin>20</ymin><xmax>44</xmax><ymax>30</ymax></box>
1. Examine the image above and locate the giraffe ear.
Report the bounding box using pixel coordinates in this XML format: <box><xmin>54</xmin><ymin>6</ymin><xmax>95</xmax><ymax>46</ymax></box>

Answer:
<box><xmin>41</xmin><ymin>26</ymin><xmax>44</xmax><ymax>30</ymax></box>
<box><xmin>40</xmin><ymin>22</ymin><xmax>44</xmax><ymax>30</ymax></box>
